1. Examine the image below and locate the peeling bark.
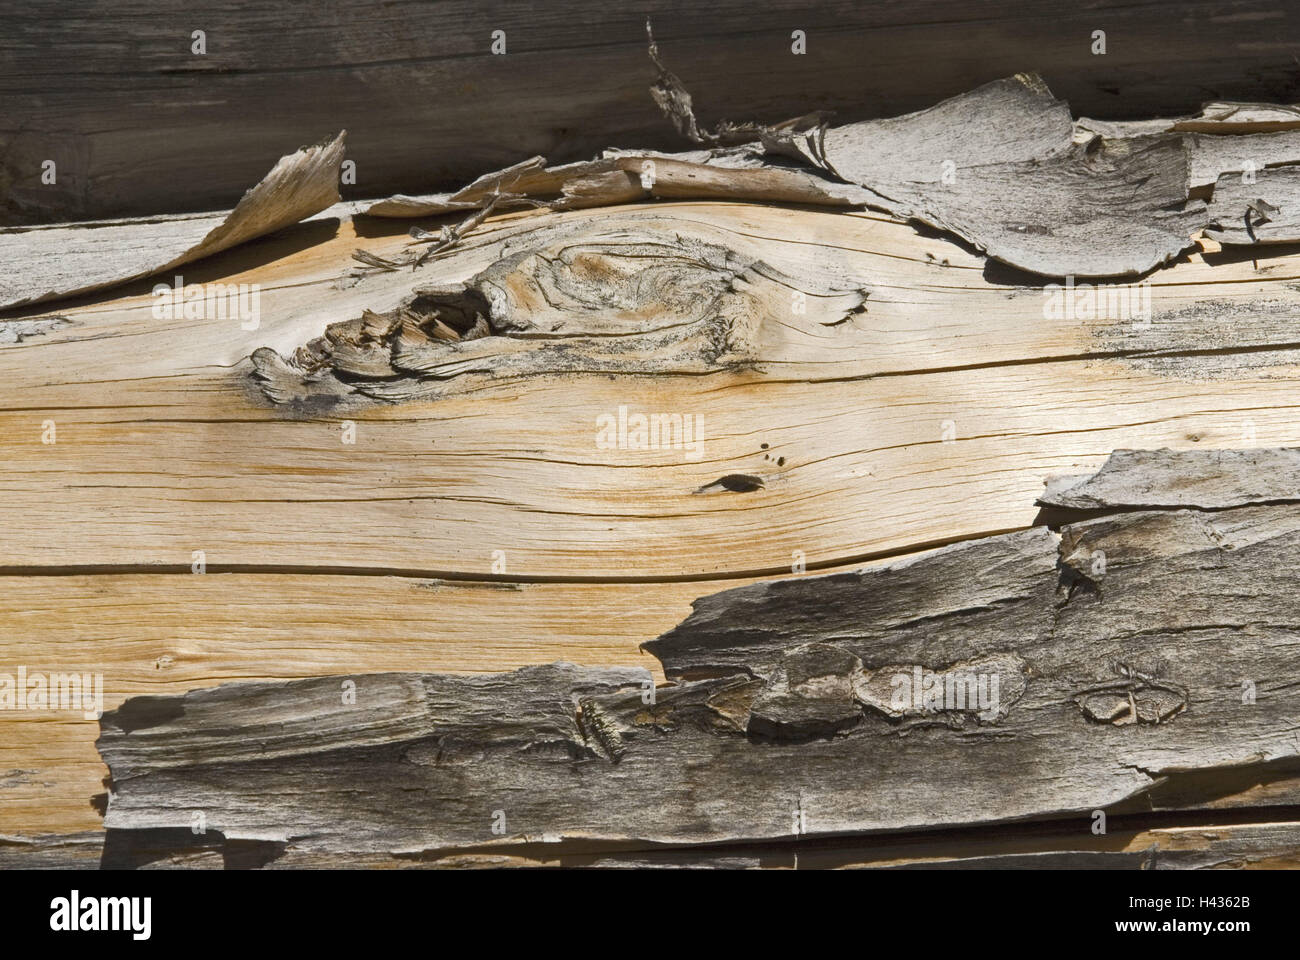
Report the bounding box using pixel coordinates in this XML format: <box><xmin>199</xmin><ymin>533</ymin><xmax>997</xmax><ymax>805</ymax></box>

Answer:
<box><xmin>639</xmin><ymin>59</ymin><xmax>1207</xmax><ymax>277</ymax></box>
<box><xmin>12</xmin><ymin>70</ymin><xmax>1300</xmax><ymax>325</ymax></box>
<box><xmin>9</xmin><ymin>45</ymin><xmax>1300</xmax><ymax>316</ymax></box>
<box><xmin>1206</xmin><ymin>168</ymin><xmax>1300</xmax><ymax>244</ymax></box>
<box><xmin>367</xmin><ymin>70</ymin><xmax>1210</xmax><ymax>279</ymax></box>
<box><xmin>364</xmin><ymin>152</ymin><xmax>876</xmax><ymax>220</ymax></box>
<box><xmin>354</xmin><ymin>65</ymin><xmax>1300</xmax><ymax>289</ymax></box>
<box><xmin>838</xmin><ymin>131</ymin><xmax>1205</xmax><ymax>278</ymax></box>
<box><xmin>96</xmin><ymin>448</ymin><xmax>1300</xmax><ymax>863</ymax></box>
<box><xmin>0</xmin><ymin>132</ymin><xmax>346</xmax><ymax>311</ymax></box>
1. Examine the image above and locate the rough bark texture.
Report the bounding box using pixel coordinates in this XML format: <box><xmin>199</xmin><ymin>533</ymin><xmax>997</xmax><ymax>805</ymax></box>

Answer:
<box><xmin>364</xmin><ymin>152</ymin><xmax>877</xmax><ymax>218</ymax></box>
<box><xmin>805</xmin><ymin>77</ymin><xmax>1204</xmax><ymax>277</ymax></box>
<box><xmin>93</xmin><ymin>448</ymin><xmax>1300</xmax><ymax>865</ymax></box>
<box><xmin>250</xmin><ymin>216</ymin><xmax>869</xmax><ymax>405</ymax></box>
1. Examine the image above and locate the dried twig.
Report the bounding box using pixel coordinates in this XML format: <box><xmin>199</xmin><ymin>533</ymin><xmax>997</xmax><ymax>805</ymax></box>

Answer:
<box><xmin>352</xmin><ymin>183</ymin><xmax>553</xmax><ymax>276</ymax></box>
<box><xmin>645</xmin><ymin>18</ymin><xmax>835</xmax><ymax>165</ymax></box>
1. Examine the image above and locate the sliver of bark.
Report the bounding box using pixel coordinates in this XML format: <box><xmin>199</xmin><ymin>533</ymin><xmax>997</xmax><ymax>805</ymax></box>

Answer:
<box><xmin>645</xmin><ymin>18</ymin><xmax>832</xmax><ymax>159</ymax></box>
<box><xmin>363</xmin><ymin>152</ymin><xmax>875</xmax><ymax>223</ymax></box>
<box><xmin>1037</xmin><ymin>447</ymin><xmax>1300</xmax><ymax>511</ymax></box>
<box><xmin>0</xmin><ymin>132</ymin><xmax>346</xmax><ymax>311</ymax></box>
<box><xmin>97</xmin><ymin>448</ymin><xmax>1300</xmax><ymax>859</ymax></box>
<box><xmin>1205</xmin><ymin>167</ymin><xmax>1300</xmax><ymax>244</ymax></box>
<box><xmin>645</xmin><ymin>45</ymin><xmax>1194</xmax><ymax>279</ymax></box>
<box><xmin>1173</xmin><ymin>102</ymin><xmax>1300</xmax><ymax>134</ymax></box>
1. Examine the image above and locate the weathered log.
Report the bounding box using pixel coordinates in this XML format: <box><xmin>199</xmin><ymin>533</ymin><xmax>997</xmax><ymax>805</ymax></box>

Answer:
<box><xmin>10</xmin><ymin>62</ymin><xmax>1300</xmax><ymax>868</ymax></box>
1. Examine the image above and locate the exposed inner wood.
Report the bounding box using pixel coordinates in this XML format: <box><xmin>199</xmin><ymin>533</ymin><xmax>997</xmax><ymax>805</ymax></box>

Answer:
<box><xmin>8</xmin><ymin>203</ymin><xmax>1300</xmax><ymax>582</ymax></box>
<box><xmin>0</xmin><ymin>133</ymin><xmax>346</xmax><ymax>311</ymax></box>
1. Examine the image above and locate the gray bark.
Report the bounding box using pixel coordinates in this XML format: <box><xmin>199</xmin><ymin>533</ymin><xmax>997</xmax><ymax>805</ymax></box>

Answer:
<box><xmin>96</xmin><ymin>448</ymin><xmax>1300</xmax><ymax>864</ymax></box>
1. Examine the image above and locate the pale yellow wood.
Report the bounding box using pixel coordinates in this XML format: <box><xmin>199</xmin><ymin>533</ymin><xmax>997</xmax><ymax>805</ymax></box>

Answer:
<box><xmin>5</xmin><ymin>203</ymin><xmax>1300</xmax><ymax>579</ymax></box>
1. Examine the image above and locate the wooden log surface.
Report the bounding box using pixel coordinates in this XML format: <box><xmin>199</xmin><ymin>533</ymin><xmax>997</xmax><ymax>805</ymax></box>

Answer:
<box><xmin>5</xmin><ymin>198</ymin><xmax>1300</xmax><ymax>863</ymax></box>
<box><xmin>10</xmin><ymin>30</ymin><xmax>1300</xmax><ymax>864</ymax></box>
<box><xmin>8</xmin><ymin>203</ymin><xmax>1300</xmax><ymax>581</ymax></box>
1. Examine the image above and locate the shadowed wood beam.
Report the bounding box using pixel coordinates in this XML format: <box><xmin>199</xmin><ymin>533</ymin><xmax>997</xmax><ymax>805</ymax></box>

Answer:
<box><xmin>7</xmin><ymin>1</ymin><xmax>1300</xmax><ymax>225</ymax></box>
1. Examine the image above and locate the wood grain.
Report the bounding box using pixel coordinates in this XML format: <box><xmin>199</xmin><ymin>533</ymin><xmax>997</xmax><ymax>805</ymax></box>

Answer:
<box><xmin>6</xmin><ymin>187</ymin><xmax>1300</xmax><ymax>864</ymax></box>
<box><xmin>7</xmin><ymin>203</ymin><xmax>1300</xmax><ymax>580</ymax></box>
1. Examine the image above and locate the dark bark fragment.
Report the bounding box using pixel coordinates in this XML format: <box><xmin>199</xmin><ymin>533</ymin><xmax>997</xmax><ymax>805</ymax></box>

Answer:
<box><xmin>96</xmin><ymin>448</ymin><xmax>1300</xmax><ymax>861</ymax></box>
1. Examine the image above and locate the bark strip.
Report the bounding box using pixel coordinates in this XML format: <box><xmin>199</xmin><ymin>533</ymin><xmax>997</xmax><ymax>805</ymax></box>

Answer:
<box><xmin>96</xmin><ymin>447</ymin><xmax>1300</xmax><ymax>864</ymax></box>
<box><xmin>0</xmin><ymin>132</ymin><xmax>346</xmax><ymax>311</ymax></box>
